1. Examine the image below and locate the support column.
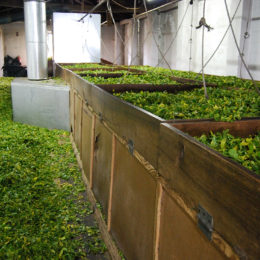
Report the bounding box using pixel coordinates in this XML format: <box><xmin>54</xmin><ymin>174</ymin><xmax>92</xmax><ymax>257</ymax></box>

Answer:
<box><xmin>24</xmin><ymin>0</ymin><xmax>47</xmax><ymax>80</ymax></box>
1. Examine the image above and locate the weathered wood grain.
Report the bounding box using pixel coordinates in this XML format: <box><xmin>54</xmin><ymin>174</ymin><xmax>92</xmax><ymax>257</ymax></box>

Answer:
<box><xmin>111</xmin><ymin>139</ymin><xmax>157</xmax><ymax>260</ymax></box>
<box><xmin>56</xmin><ymin>64</ymin><xmax>260</xmax><ymax>259</ymax></box>
<box><xmin>74</xmin><ymin>94</ymin><xmax>82</xmax><ymax>153</ymax></box>
<box><xmin>158</xmin><ymin>123</ymin><xmax>260</xmax><ymax>259</ymax></box>
<box><xmin>81</xmin><ymin>105</ymin><xmax>93</xmax><ymax>181</ymax></box>
<box><xmin>168</xmin><ymin>118</ymin><xmax>260</xmax><ymax>137</ymax></box>
<box><xmin>56</xmin><ymin>65</ymin><xmax>162</xmax><ymax>169</ymax></box>
<box><xmin>170</xmin><ymin>75</ymin><xmax>217</xmax><ymax>87</ymax></box>
<box><xmin>92</xmin><ymin>119</ymin><xmax>113</xmax><ymax>216</ymax></box>
<box><xmin>158</xmin><ymin>188</ymin><xmax>225</xmax><ymax>260</ymax></box>
<box><xmin>69</xmin><ymin>89</ymin><xmax>74</xmax><ymax>133</ymax></box>
<box><xmin>96</xmin><ymin>83</ymin><xmax>204</xmax><ymax>93</ymax></box>
<box><xmin>70</xmin><ymin>135</ymin><xmax>121</xmax><ymax>260</ymax></box>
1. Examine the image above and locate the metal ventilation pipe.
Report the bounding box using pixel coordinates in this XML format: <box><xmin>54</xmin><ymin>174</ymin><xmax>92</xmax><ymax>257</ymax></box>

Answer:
<box><xmin>24</xmin><ymin>0</ymin><xmax>47</xmax><ymax>80</ymax></box>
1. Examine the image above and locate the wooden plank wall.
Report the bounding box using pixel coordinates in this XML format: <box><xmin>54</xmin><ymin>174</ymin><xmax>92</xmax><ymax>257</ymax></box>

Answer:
<box><xmin>56</xmin><ymin>64</ymin><xmax>260</xmax><ymax>260</ymax></box>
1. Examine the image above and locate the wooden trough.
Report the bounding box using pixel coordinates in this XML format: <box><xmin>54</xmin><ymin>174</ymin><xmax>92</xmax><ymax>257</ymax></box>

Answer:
<box><xmin>96</xmin><ymin>83</ymin><xmax>206</xmax><ymax>93</ymax></box>
<box><xmin>55</xmin><ymin>64</ymin><xmax>260</xmax><ymax>260</ymax></box>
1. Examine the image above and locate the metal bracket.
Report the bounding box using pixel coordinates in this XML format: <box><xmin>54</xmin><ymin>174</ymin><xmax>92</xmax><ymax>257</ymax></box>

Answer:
<box><xmin>197</xmin><ymin>205</ymin><xmax>213</xmax><ymax>240</ymax></box>
<box><xmin>98</xmin><ymin>112</ymin><xmax>103</xmax><ymax>122</ymax></box>
<box><xmin>128</xmin><ymin>139</ymin><xmax>134</xmax><ymax>155</ymax></box>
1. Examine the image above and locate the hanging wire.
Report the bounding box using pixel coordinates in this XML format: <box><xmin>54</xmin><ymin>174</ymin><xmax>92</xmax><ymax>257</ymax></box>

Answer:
<box><xmin>201</xmin><ymin>0</ymin><xmax>209</xmax><ymax>99</ymax></box>
<box><xmin>156</xmin><ymin>1</ymin><xmax>190</xmax><ymax>67</ymax></box>
<box><xmin>77</xmin><ymin>15</ymin><xmax>105</xmax><ymax>62</ymax></box>
<box><xmin>128</xmin><ymin>0</ymin><xmax>190</xmax><ymax>71</ymax></box>
<box><xmin>128</xmin><ymin>16</ymin><xmax>155</xmax><ymax>65</ymax></box>
<box><xmin>106</xmin><ymin>0</ymin><xmax>129</xmax><ymax>65</ymax></box>
<box><xmin>107</xmin><ymin>0</ymin><xmax>125</xmax><ymax>45</ymax></box>
<box><xmin>130</xmin><ymin>0</ymin><xmax>137</xmax><ymax>65</ymax></box>
<box><xmin>106</xmin><ymin>0</ymin><xmax>141</xmax><ymax>66</ymax></box>
<box><xmin>78</xmin><ymin>0</ymin><xmax>107</xmax><ymax>22</ymax></box>
<box><xmin>142</xmin><ymin>0</ymin><xmax>174</xmax><ymax>73</ymax></box>
<box><xmin>189</xmin><ymin>1</ymin><xmax>194</xmax><ymax>72</ymax></box>
<box><xmin>195</xmin><ymin>0</ymin><xmax>242</xmax><ymax>77</ymax></box>
<box><xmin>111</xmin><ymin>0</ymin><xmax>185</xmax><ymax>70</ymax></box>
<box><xmin>239</xmin><ymin>0</ymin><xmax>253</xmax><ymax>78</ymax></box>
<box><xmin>223</xmin><ymin>0</ymin><xmax>260</xmax><ymax>94</ymax></box>
<box><xmin>106</xmin><ymin>0</ymin><xmax>143</xmax><ymax>70</ymax></box>
<box><xmin>111</xmin><ymin>0</ymin><xmax>139</xmax><ymax>10</ymax></box>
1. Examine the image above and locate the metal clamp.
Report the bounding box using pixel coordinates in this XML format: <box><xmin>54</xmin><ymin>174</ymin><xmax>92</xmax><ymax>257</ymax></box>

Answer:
<box><xmin>197</xmin><ymin>205</ymin><xmax>213</xmax><ymax>240</ymax></box>
<box><xmin>128</xmin><ymin>139</ymin><xmax>134</xmax><ymax>155</ymax></box>
<box><xmin>98</xmin><ymin>112</ymin><xmax>103</xmax><ymax>122</ymax></box>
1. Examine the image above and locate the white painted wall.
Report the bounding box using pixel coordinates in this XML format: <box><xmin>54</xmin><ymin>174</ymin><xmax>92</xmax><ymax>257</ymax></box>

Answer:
<box><xmin>114</xmin><ymin>0</ymin><xmax>260</xmax><ymax>80</ymax></box>
<box><xmin>101</xmin><ymin>25</ymin><xmax>115</xmax><ymax>63</ymax></box>
<box><xmin>240</xmin><ymin>0</ymin><xmax>260</xmax><ymax>80</ymax></box>
<box><xmin>2</xmin><ymin>22</ymin><xmax>27</xmax><ymax>66</ymax></box>
<box><xmin>175</xmin><ymin>0</ymin><xmax>244</xmax><ymax>76</ymax></box>
<box><xmin>124</xmin><ymin>22</ymin><xmax>132</xmax><ymax>65</ymax></box>
<box><xmin>0</xmin><ymin>21</ymin><xmax>54</xmax><ymax>74</ymax></box>
<box><xmin>53</xmin><ymin>13</ymin><xmax>101</xmax><ymax>63</ymax></box>
<box><xmin>114</xmin><ymin>23</ymin><xmax>124</xmax><ymax>65</ymax></box>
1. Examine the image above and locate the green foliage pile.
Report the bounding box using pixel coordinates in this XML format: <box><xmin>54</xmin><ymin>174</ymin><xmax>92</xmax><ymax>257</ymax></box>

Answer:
<box><xmin>62</xmin><ymin>64</ymin><xmax>260</xmax><ymax>173</ymax></box>
<box><xmin>196</xmin><ymin>130</ymin><xmax>260</xmax><ymax>174</ymax></box>
<box><xmin>0</xmin><ymin>78</ymin><xmax>107</xmax><ymax>258</ymax></box>
<box><xmin>114</xmin><ymin>87</ymin><xmax>259</xmax><ymax>121</ymax></box>
<box><xmin>130</xmin><ymin>65</ymin><xmax>259</xmax><ymax>89</ymax></box>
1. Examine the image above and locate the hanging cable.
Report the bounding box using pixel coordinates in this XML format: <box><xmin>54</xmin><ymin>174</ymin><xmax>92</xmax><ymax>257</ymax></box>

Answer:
<box><xmin>189</xmin><ymin>1</ymin><xmax>194</xmax><ymax>72</ymax></box>
<box><xmin>107</xmin><ymin>0</ymin><xmax>125</xmax><ymax>45</ymax></box>
<box><xmin>130</xmin><ymin>0</ymin><xmax>137</xmax><ymax>65</ymax></box>
<box><xmin>142</xmin><ymin>0</ymin><xmax>175</xmax><ymax>75</ymax></box>
<box><xmin>239</xmin><ymin>0</ymin><xmax>253</xmax><ymax>78</ymax></box>
<box><xmin>195</xmin><ymin>0</ymin><xmax>242</xmax><ymax>78</ymax></box>
<box><xmin>201</xmin><ymin>0</ymin><xmax>209</xmax><ymax>99</ymax></box>
<box><xmin>107</xmin><ymin>0</ymin><xmax>140</xmax><ymax>66</ymax></box>
<box><xmin>127</xmin><ymin>17</ymin><xmax>155</xmax><ymax>65</ymax></box>
<box><xmin>83</xmin><ymin>17</ymin><xmax>104</xmax><ymax>61</ymax></box>
<box><xmin>224</xmin><ymin>0</ymin><xmax>260</xmax><ymax>94</ymax></box>
<box><xmin>156</xmin><ymin>1</ymin><xmax>190</xmax><ymax>67</ymax></box>
<box><xmin>111</xmin><ymin>0</ymin><xmax>140</xmax><ymax>10</ymax></box>
<box><xmin>78</xmin><ymin>0</ymin><xmax>107</xmax><ymax>22</ymax></box>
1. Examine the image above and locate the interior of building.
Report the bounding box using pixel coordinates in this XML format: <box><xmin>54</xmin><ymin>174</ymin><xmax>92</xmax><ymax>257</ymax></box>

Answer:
<box><xmin>0</xmin><ymin>0</ymin><xmax>260</xmax><ymax>79</ymax></box>
<box><xmin>0</xmin><ymin>1</ymin><xmax>259</xmax><ymax>259</ymax></box>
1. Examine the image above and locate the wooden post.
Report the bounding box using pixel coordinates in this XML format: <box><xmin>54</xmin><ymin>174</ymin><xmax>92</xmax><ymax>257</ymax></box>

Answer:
<box><xmin>108</xmin><ymin>134</ymin><xmax>116</xmax><ymax>232</ymax></box>
<box><xmin>154</xmin><ymin>183</ymin><xmax>163</xmax><ymax>260</ymax></box>
<box><xmin>89</xmin><ymin>114</ymin><xmax>96</xmax><ymax>189</ymax></box>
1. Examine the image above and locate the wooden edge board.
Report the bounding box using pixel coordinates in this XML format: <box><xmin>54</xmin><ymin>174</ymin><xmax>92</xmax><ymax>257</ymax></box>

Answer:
<box><xmin>70</xmin><ymin>135</ymin><xmax>122</xmax><ymax>260</ymax></box>
<box><xmin>94</xmin><ymin>84</ymin><xmax>205</xmax><ymax>94</ymax></box>
<box><xmin>161</xmin><ymin>121</ymin><xmax>260</xmax><ymax>180</ymax></box>
<box><xmin>158</xmin><ymin>123</ymin><xmax>260</xmax><ymax>258</ymax></box>
<box><xmin>162</xmin><ymin>117</ymin><xmax>260</xmax><ymax>124</ymax></box>
<box><xmin>154</xmin><ymin>183</ymin><xmax>163</xmax><ymax>260</ymax></box>
<box><xmin>62</xmin><ymin>66</ymin><xmax>145</xmax><ymax>74</ymax></box>
<box><xmin>59</xmin><ymin>67</ymin><xmax>163</xmax><ymax>169</ymax></box>
<box><xmin>170</xmin><ymin>75</ymin><xmax>217</xmax><ymax>87</ymax></box>
<box><xmin>168</xmin><ymin>118</ymin><xmax>260</xmax><ymax>137</ymax></box>
<box><xmin>160</xmin><ymin>183</ymin><xmax>240</xmax><ymax>260</ymax></box>
<box><xmin>76</xmin><ymin>112</ymin><xmax>239</xmax><ymax>260</ymax></box>
<box><xmin>79</xmin><ymin>73</ymin><xmax>126</xmax><ymax>78</ymax></box>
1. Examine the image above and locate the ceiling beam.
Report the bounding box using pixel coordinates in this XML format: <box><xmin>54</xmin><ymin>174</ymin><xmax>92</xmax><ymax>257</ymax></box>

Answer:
<box><xmin>46</xmin><ymin>3</ymin><xmax>94</xmax><ymax>13</ymax></box>
<box><xmin>0</xmin><ymin>0</ymin><xmax>23</xmax><ymax>8</ymax></box>
<box><xmin>0</xmin><ymin>0</ymin><xmax>144</xmax><ymax>15</ymax></box>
